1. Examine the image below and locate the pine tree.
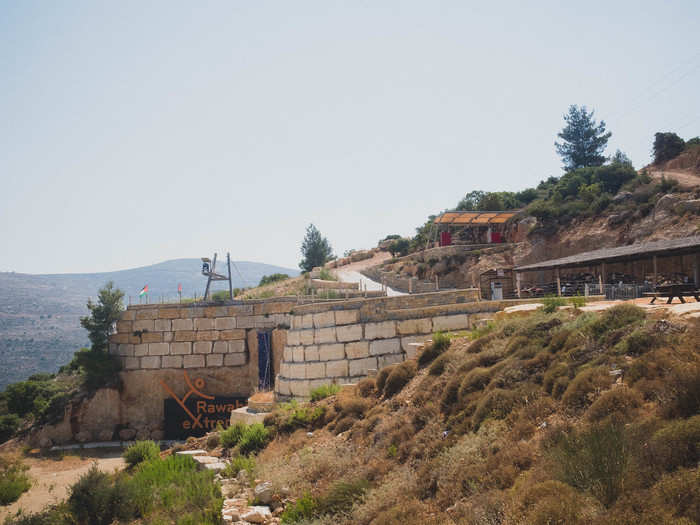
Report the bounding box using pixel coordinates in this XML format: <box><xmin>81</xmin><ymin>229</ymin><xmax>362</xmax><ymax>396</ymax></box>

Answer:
<box><xmin>80</xmin><ymin>281</ymin><xmax>124</xmax><ymax>352</ymax></box>
<box><xmin>299</xmin><ymin>224</ymin><xmax>334</xmax><ymax>272</ymax></box>
<box><xmin>555</xmin><ymin>105</ymin><xmax>612</xmax><ymax>171</ymax></box>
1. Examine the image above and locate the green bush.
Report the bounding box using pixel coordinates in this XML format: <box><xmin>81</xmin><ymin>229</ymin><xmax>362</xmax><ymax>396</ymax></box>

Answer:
<box><xmin>0</xmin><ymin>458</ymin><xmax>31</xmax><ymax>505</ymax></box>
<box><xmin>310</xmin><ymin>383</ymin><xmax>340</xmax><ymax>402</ymax></box>
<box><xmin>429</xmin><ymin>353</ymin><xmax>450</xmax><ymax>376</ymax></box>
<box><xmin>586</xmin><ymin>387</ymin><xmax>642</xmax><ymax>422</ymax></box>
<box><xmin>383</xmin><ymin>362</ymin><xmax>416</xmax><ymax>397</ymax></box>
<box><xmin>239</xmin><ymin>423</ymin><xmax>270</xmax><ymax>455</ymax></box>
<box><xmin>587</xmin><ymin>304</ymin><xmax>645</xmax><ymax>340</ymax></box>
<box><xmin>68</xmin><ymin>465</ymin><xmax>136</xmax><ymax>525</ymax></box>
<box><xmin>318</xmin><ymin>478</ymin><xmax>370</xmax><ymax>515</ymax></box>
<box><xmin>458</xmin><ymin>367</ymin><xmax>492</xmax><ymax>401</ymax></box>
<box><xmin>663</xmin><ymin>364</ymin><xmax>700</xmax><ymax>419</ymax></box>
<box><xmin>222</xmin><ymin>455</ymin><xmax>255</xmax><ymax>479</ymax></box>
<box><xmin>281</xmin><ymin>492</ymin><xmax>318</xmax><ymax>523</ymax></box>
<box><xmin>67</xmin><ymin>348</ymin><xmax>122</xmax><ymax>391</ymax></box>
<box><xmin>541</xmin><ymin>296</ymin><xmax>566</xmax><ymax>313</ymax></box>
<box><xmin>258</xmin><ymin>273</ymin><xmax>290</xmax><ymax>287</ymax></box>
<box><xmin>549</xmin><ymin>421</ymin><xmax>628</xmax><ymax>507</ymax></box>
<box><xmin>123</xmin><ymin>440</ymin><xmax>160</xmax><ymax>468</ymax></box>
<box><xmin>569</xmin><ymin>295</ymin><xmax>586</xmax><ymax>308</ymax></box>
<box><xmin>268</xmin><ymin>402</ymin><xmax>326</xmax><ymax>434</ymax></box>
<box><xmin>0</xmin><ymin>504</ymin><xmax>73</xmax><ymax>524</ymax></box>
<box><xmin>472</xmin><ymin>389</ymin><xmax>518</xmax><ymax>428</ymax></box>
<box><xmin>0</xmin><ymin>414</ymin><xmax>21</xmax><ymax>444</ymax></box>
<box><xmin>561</xmin><ymin>367</ymin><xmax>612</xmax><ymax>410</ymax></box>
<box><xmin>220</xmin><ymin>422</ymin><xmax>246</xmax><ymax>449</ymax></box>
<box><xmin>648</xmin><ymin>415</ymin><xmax>700</xmax><ymax>473</ymax></box>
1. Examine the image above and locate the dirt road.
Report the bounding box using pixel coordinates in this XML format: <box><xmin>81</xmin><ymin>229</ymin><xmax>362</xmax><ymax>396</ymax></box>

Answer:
<box><xmin>0</xmin><ymin>448</ymin><xmax>125</xmax><ymax>520</ymax></box>
<box><xmin>648</xmin><ymin>169</ymin><xmax>699</xmax><ymax>188</ymax></box>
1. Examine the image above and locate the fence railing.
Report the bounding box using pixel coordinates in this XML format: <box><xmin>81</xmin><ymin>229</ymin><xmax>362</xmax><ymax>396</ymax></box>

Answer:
<box><xmin>499</xmin><ymin>281</ymin><xmax>656</xmax><ymax>301</ymax></box>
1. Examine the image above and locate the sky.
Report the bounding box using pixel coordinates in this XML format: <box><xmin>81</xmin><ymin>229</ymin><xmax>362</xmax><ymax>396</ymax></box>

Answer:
<box><xmin>1</xmin><ymin>1</ymin><xmax>699</xmax><ymax>274</ymax></box>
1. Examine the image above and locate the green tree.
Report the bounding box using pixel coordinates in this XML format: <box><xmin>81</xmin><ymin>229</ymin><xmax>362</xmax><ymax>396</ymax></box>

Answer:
<box><xmin>555</xmin><ymin>105</ymin><xmax>612</xmax><ymax>171</ymax></box>
<box><xmin>388</xmin><ymin>238</ymin><xmax>410</xmax><ymax>257</ymax></box>
<box><xmin>653</xmin><ymin>132</ymin><xmax>685</xmax><ymax>164</ymax></box>
<box><xmin>610</xmin><ymin>149</ymin><xmax>633</xmax><ymax>167</ymax></box>
<box><xmin>299</xmin><ymin>224</ymin><xmax>334</xmax><ymax>272</ymax></box>
<box><xmin>80</xmin><ymin>281</ymin><xmax>124</xmax><ymax>352</ymax></box>
<box><xmin>258</xmin><ymin>273</ymin><xmax>289</xmax><ymax>287</ymax></box>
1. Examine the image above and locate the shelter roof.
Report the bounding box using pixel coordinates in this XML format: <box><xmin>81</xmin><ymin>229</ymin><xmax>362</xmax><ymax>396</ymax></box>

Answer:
<box><xmin>515</xmin><ymin>235</ymin><xmax>700</xmax><ymax>272</ymax></box>
<box><xmin>434</xmin><ymin>210</ymin><xmax>520</xmax><ymax>225</ymax></box>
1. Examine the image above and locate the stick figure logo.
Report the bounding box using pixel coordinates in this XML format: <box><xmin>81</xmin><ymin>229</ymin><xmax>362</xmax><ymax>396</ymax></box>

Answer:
<box><xmin>160</xmin><ymin>371</ymin><xmax>214</xmax><ymax>430</ymax></box>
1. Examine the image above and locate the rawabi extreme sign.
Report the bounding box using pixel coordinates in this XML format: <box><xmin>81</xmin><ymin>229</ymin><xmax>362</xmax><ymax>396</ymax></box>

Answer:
<box><xmin>160</xmin><ymin>372</ymin><xmax>247</xmax><ymax>439</ymax></box>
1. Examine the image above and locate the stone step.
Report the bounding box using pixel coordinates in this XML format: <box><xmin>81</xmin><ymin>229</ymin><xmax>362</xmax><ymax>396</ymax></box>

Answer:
<box><xmin>230</xmin><ymin>406</ymin><xmax>267</xmax><ymax>425</ymax></box>
<box><xmin>175</xmin><ymin>449</ymin><xmax>207</xmax><ymax>456</ymax></box>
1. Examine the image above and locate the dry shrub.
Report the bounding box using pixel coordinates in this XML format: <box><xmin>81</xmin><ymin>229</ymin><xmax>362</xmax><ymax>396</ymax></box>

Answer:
<box><xmin>428</xmin><ymin>353</ymin><xmax>450</xmax><ymax>376</ymax></box>
<box><xmin>481</xmin><ymin>441</ymin><xmax>535</xmax><ymax>489</ymax></box>
<box><xmin>547</xmin><ymin>328</ymin><xmax>573</xmax><ymax>353</ymax></box>
<box><xmin>647</xmin><ymin>415</ymin><xmax>700</xmax><ymax>473</ymax></box>
<box><xmin>356</xmin><ymin>378</ymin><xmax>376</xmax><ymax>398</ymax></box>
<box><xmin>588</xmin><ymin>304</ymin><xmax>645</xmax><ymax>340</ymax></box>
<box><xmin>458</xmin><ymin>367</ymin><xmax>492</xmax><ymax>401</ymax></box>
<box><xmin>586</xmin><ymin>387</ymin><xmax>642</xmax><ymax>422</ymax></box>
<box><xmin>336</xmin><ymin>396</ymin><xmax>369</xmax><ymax>419</ymax></box>
<box><xmin>518</xmin><ymin>396</ymin><xmax>556</xmax><ymax>426</ymax></box>
<box><xmin>446</xmin><ymin>490</ymin><xmax>505</xmax><ymax>525</ymax></box>
<box><xmin>334</xmin><ymin>417</ymin><xmax>356</xmax><ymax>434</ymax></box>
<box><xmin>650</xmin><ymin>467</ymin><xmax>700</xmax><ymax>524</ymax></box>
<box><xmin>472</xmin><ymin>388</ymin><xmax>519</xmax><ymax>428</ymax></box>
<box><xmin>514</xmin><ymin>480</ymin><xmax>601</xmax><ymax>525</ymax></box>
<box><xmin>383</xmin><ymin>361</ymin><xmax>416</xmax><ymax>397</ymax></box>
<box><xmin>543</xmin><ymin>362</ymin><xmax>569</xmax><ymax>397</ymax></box>
<box><xmin>467</xmin><ymin>332</ymin><xmax>499</xmax><ymax>354</ymax></box>
<box><xmin>561</xmin><ymin>366</ymin><xmax>613</xmax><ymax>410</ymax></box>
<box><xmin>510</xmin><ymin>420</ymin><xmax>536</xmax><ymax>441</ymax></box>
<box><xmin>662</xmin><ymin>364</ymin><xmax>700</xmax><ymax>418</ymax></box>
<box><xmin>375</xmin><ymin>365</ymin><xmax>395</xmax><ymax>393</ymax></box>
<box><xmin>440</xmin><ymin>376</ymin><xmax>461</xmax><ymax>413</ymax></box>
<box><xmin>351</xmin><ymin>465</ymin><xmax>418</xmax><ymax>525</ymax></box>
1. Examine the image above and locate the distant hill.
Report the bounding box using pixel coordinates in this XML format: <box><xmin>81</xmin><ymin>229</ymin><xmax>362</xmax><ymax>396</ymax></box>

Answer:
<box><xmin>0</xmin><ymin>259</ymin><xmax>299</xmax><ymax>390</ymax></box>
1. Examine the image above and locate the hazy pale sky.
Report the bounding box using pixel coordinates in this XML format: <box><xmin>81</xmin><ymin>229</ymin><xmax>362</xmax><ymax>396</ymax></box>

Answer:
<box><xmin>1</xmin><ymin>1</ymin><xmax>699</xmax><ymax>274</ymax></box>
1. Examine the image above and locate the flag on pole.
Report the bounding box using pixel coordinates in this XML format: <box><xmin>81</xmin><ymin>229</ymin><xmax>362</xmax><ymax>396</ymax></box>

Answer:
<box><xmin>139</xmin><ymin>285</ymin><xmax>148</xmax><ymax>297</ymax></box>
<box><xmin>177</xmin><ymin>283</ymin><xmax>182</xmax><ymax>293</ymax></box>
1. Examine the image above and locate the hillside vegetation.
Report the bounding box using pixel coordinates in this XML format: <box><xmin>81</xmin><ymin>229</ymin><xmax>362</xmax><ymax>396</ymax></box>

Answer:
<box><xmin>250</xmin><ymin>306</ymin><xmax>700</xmax><ymax>524</ymax></box>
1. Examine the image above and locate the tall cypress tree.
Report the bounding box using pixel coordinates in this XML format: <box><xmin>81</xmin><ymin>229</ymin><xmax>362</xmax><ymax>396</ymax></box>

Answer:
<box><xmin>555</xmin><ymin>105</ymin><xmax>612</xmax><ymax>171</ymax></box>
<box><xmin>299</xmin><ymin>224</ymin><xmax>333</xmax><ymax>272</ymax></box>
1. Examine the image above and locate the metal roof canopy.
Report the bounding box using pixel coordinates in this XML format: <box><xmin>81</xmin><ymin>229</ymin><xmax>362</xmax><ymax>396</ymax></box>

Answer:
<box><xmin>434</xmin><ymin>210</ymin><xmax>521</xmax><ymax>225</ymax></box>
<box><xmin>515</xmin><ymin>235</ymin><xmax>700</xmax><ymax>272</ymax></box>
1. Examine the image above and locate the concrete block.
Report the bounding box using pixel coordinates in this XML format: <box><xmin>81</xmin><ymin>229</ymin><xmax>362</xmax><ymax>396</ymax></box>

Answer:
<box><xmin>302</xmin><ymin>314</ymin><xmax>313</xmax><ymax>329</ymax></box>
<box><xmin>335</xmin><ymin>309</ymin><xmax>359</xmax><ymax>325</ymax></box>
<box><xmin>134</xmin><ymin>344</ymin><xmax>148</xmax><ymax>357</ymax></box>
<box><xmin>135</xmin><ymin>308</ymin><xmax>158</xmax><ymax>320</ymax></box>
<box><xmin>283</xmin><ymin>347</ymin><xmax>293</xmax><ymax>361</ymax></box>
<box><xmin>148</xmin><ymin>343</ymin><xmax>170</xmax><ymax>356</ymax></box>
<box><xmin>213</xmin><ymin>341</ymin><xmax>228</xmax><ymax>354</ymax></box>
<box><xmin>314</xmin><ymin>327</ymin><xmax>337</xmax><ymax>344</ymax></box>
<box><xmin>305</xmin><ymin>362</ymin><xmax>326</xmax><ymax>379</ymax></box>
<box><xmin>305</xmin><ymin>345</ymin><xmax>320</xmax><ymax>361</ymax></box>
<box><xmin>196</xmin><ymin>330</ymin><xmax>218</xmax><ymax>341</ymax></box>
<box><xmin>378</xmin><ymin>354</ymin><xmax>404</xmax><ymax>368</ymax></box>
<box><xmin>116</xmin><ymin>320</ymin><xmax>132</xmax><ymax>333</ymax></box>
<box><xmin>345</xmin><ymin>341</ymin><xmax>370</xmax><ymax>359</ymax></box>
<box><xmin>313</xmin><ymin>311</ymin><xmax>335</xmax><ymax>328</ymax></box>
<box><xmin>228</xmin><ymin>340</ymin><xmax>245</xmax><ymax>353</ymax></box>
<box><xmin>292</xmin><ymin>346</ymin><xmax>305</xmax><ymax>362</ymax></box>
<box><xmin>141</xmin><ymin>332</ymin><xmax>162</xmax><ymax>343</ymax></box>
<box><xmin>370</xmin><ymin>338</ymin><xmax>401</xmax><ymax>356</ymax></box>
<box><xmin>326</xmin><ymin>360</ymin><xmax>349</xmax><ymax>378</ymax></box>
<box><xmin>224</xmin><ymin>353</ymin><xmax>246</xmax><ymax>366</ymax></box>
<box><xmin>154</xmin><ymin>319</ymin><xmax>171</xmax><ymax>332</ymax></box>
<box><xmin>336</xmin><ymin>324</ymin><xmax>363</xmax><ymax>342</ymax></box>
<box><xmin>299</xmin><ymin>330</ymin><xmax>314</xmax><ymax>345</ymax></box>
<box><xmin>349</xmin><ymin>357</ymin><xmax>377</xmax><ymax>377</ymax></box>
<box><xmin>318</xmin><ymin>343</ymin><xmax>345</xmax><ymax>361</ymax></box>
<box><xmin>183</xmin><ymin>355</ymin><xmax>205</xmax><ymax>368</ymax></box>
<box><xmin>162</xmin><ymin>355</ymin><xmax>183</xmax><ymax>368</ymax></box>
<box><xmin>236</xmin><ymin>316</ymin><xmax>256</xmax><ymax>329</ymax></box>
<box><xmin>125</xmin><ymin>357</ymin><xmax>140</xmax><ymax>370</ymax></box>
<box><xmin>397</xmin><ymin>318</ymin><xmax>433</xmax><ymax>335</ymax></box>
<box><xmin>141</xmin><ymin>356</ymin><xmax>161</xmax><ymax>369</ymax></box>
<box><xmin>170</xmin><ymin>342</ymin><xmax>192</xmax><ymax>355</ymax></box>
<box><xmin>401</xmin><ymin>334</ymin><xmax>430</xmax><ymax>352</ymax></box>
<box><xmin>172</xmin><ymin>318</ymin><xmax>193</xmax><ymax>331</ymax></box>
<box><xmin>133</xmin><ymin>320</ymin><xmax>155</xmax><ymax>332</ymax></box>
<box><xmin>433</xmin><ymin>314</ymin><xmax>470</xmax><ymax>332</ymax></box>
<box><xmin>207</xmin><ymin>354</ymin><xmax>223</xmax><ymax>367</ymax></box>
<box><xmin>194</xmin><ymin>318</ymin><xmax>215</xmax><ymax>330</ymax></box>
<box><xmin>174</xmin><ymin>330</ymin><xmax>196</xmax><ymax>342</ymax></box>
<box><xmin>204</xmin><ymin>306</ymin><xmax>228</xmax><ymax>318</ymax></box>
<box><xmin>286</xmin><ymin>331</ymin><xmax>301</xmax><ymax>346</ymax></box>
<box><xmin>194</xmin><ymin>341</ymin><xmax>212</xmax><ymax>354</ymax></box>
<box><xmin>158</xmin><ymin>307</ymin><xmax>181</xmax><ymax>319</ymax></box>
<box><xmin>121</xmin><ymin>309</ymin><xmax>136</xmax><ymax>321</ymax></box>
<box><xmin>289</xmin><ymin>380</ymin><xmax>311</xmax><ymax>398</ymax></box>
<box><xmin>287</xmin><ymin>363</ymin><xmax>306</xmax><ymax>379</ymax></box>
<box><xmin>162</xmin><ymin>332</ymin><xmax>174</xmax><ymax>343</ymax></box>
<box><xmin>292</xmin><ymin>316</ymin><xmax>303</xmax><ymax>330</ymax></box>
<box><xmin>214</xmin><ymin>317</ymin><xmax>236</xmax><ymax>330</ymax></box>
<box><xmin>276</xmin><ymin>378</ymin><xmax>291</xmax><ymax>396</ymax></box>
<box><xmin>228</xmin><ymin>304</ymin><xmax>253</xmax><ymax>315</ymax></box>
<box><xmin>219</xmin><ymin>329</ymin><xmax>246</xmax><ymax>340</ymax></box>
<box><xmin>117</xmin><ymin>344</ymin><xmax>134</xmax><ymax>357</ymax></box>
<box><xmin>365</xmin><ymin>321</ymin><xmax>396</xmax><ymax>340</ymax></box>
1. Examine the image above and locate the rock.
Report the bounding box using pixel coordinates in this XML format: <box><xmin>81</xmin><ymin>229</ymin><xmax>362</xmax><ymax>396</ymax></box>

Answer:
<box><xmin>280</xmin><ymin>486</ymin><xmax>291</xmax><ymax>497</ymax></box>
<box><xmin>237</xmin><ymin>470</ymin><xmax>249</xmax><ymax>484</ymax></box>
<box><xmin>677</xmin><ymin>199</ymin><xmax>700</xmax><ymax>213</ymax></box>
<box><xmin>254</xmin><ymin>481</ymin><xmax>274</xmax><ymax>504</ymax></box>
<box><xmin>74</xmin><ymin>431</ymin><xmax>91</xmax><ymax>443</ymax></box>
<box><xmin>204</xmin><ymin>462</ymin><xmax>227</xmax><ymax>472</ymax></box>
<box><xmin>655</xmin><ymin>194</ymin><xmax>679</xmax><ymax>213</ymax></box>
<box><xmin>119</xmin><ymin>428</ymin><xmax>136</xmax><ymax>441</ymax></box>
<box><xmin>222</xmin><ymin>507</ymin><xmax>240</xmax><ymax>520</ymax></box>
<box><xmin>38</xmin><ymin>436</ymin><xmax>53</xmax><ymax>449</ymax></box>
<box><xmin>613</xmin><ymin>191</ymin><xmax>633</xmax><ymax>203</ymax></box>
<box><xmin>135</xmin><ymin>428</ymin><xmax>150</xmax><ymax>440</ymax></box>
<box><xmin>97</xmin><ymin>429</ymin><xmax>113</xmax><ymax>442</ymax></box>
<box><xmin>241</xmin><ymin>506</ymin><xmax>272</xmax><ymax>523</ymax></box>
<box><xmin>175</xmin><ymin>449</ymin><xmax>207</xmax><ymax>456</ymax></box>
<box><xmin>150</xmin><ymin>430</ymin><xmax>165</xmax><ymax>441</ymax></box>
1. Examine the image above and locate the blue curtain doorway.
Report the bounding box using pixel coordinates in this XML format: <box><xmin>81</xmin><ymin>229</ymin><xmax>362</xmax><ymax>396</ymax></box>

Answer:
<box><xmin>257</xmin><ymin>331</ymin><xmax>273</xmax><ymax>390</ymax></box>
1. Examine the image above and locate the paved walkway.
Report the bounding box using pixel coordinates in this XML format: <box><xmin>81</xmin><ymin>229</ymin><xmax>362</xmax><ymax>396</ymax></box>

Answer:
<box><xmin>333</xmin><ymin>252</ymin><xmax>406</xmax><ymax>297</ymax></box>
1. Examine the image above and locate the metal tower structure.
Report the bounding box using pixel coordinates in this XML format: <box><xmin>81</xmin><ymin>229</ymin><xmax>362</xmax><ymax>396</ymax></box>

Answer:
<box><xmin>201</xmin><ymin>252</ymin><xmax>234</xmax><ymax>301</ymax></box>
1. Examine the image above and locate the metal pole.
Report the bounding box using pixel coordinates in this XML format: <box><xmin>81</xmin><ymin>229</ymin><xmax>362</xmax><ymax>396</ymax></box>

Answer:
<box><xmin>227</xmin><ymin>252</ymin><xmax>233</xmax><ymax>300</ymax></box>
<box><xmin>556</xmin><ymin>268</ymin><xmax>561</xmax><ymax>296</ymax></box>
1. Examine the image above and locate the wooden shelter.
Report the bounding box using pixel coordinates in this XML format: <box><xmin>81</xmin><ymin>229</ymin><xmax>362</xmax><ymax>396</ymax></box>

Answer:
<box><xmin>432</xmin><ymin>210</ymin><xmax>521</xmax><ymax>245</ymax></box>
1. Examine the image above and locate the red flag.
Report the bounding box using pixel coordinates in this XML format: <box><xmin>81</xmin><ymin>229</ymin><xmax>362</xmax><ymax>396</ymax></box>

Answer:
<box><xmin>177</xmin><ymin>283</ymin><xmax>182</xmax><ymax>293</ymax></box>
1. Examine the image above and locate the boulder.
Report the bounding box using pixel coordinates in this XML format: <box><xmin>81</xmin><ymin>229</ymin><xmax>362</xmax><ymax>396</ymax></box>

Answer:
<box><xmin>677</xmin><ymin>199</ymin><xmax>700</xmax><ymax>214</ymax></box>
<box><xmin>97</xmin><ymin>429</ymin><xmax>113</xmax><ymax>442</ymax></box>
<box><xmin>613</xmin><ymin>191</ymin><xmax>633</xmax><ymax>203</ymax></box>
<box><xmin>150</xmin><ymin>430</ymin><xmax>165</xmax><ymax>441</ymax></box>
<box><xmin>254</xmin><ymin>481</ymin><xmax>274</xmax><ymax>504</ymax></box>
<box><xmin>655</xmin><ymin>194</ymin><xmax>679</xmax><ymax>213</ymax></box>
<box><xmin>237</xmin><ymin>469</ymin><xmax>249</xmax><ymax>484</ymax></box>
<box><xmin>221</xmin><ymin>507</ymin><xmax>240</xmax><ymax>521</ymax></box>
<box><xmin>241</xmin><ymin>506</ymin><xmax>272</xmax><ymax>523</ymax></box>
<box><xmin>119</xmin><ymin>428</ymin><xmax>136</xmax><ymax>441</ymax></box>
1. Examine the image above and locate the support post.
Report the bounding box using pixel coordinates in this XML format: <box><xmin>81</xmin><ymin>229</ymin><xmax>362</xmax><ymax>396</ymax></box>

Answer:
<box><xmin>556</xmin><ymin>268</ymin><xmax>561</xmax><ymax>296</ymax></box>
<box><xmin>653</xmin><ymin>255</ymin><xmax>658</xmax><ymax>288</ymax></box>
<box><xmin>227</xmin><ymin>253</ymin><xmax>233</xmax><ymax>300</ymax></box>
<box><xmin>516</xmin><ymin>272</ymin><xmax>521</xmax><ymax>298</ymax></box>
<box><xmin>693</xmin><ymin>253</ymin><xmax>699</xmax><ymax>287</ymax></box>
<box><xmin>598</xmin><ymin>273</ymin><xmax>603</xmax><ymax>294</ymax></box>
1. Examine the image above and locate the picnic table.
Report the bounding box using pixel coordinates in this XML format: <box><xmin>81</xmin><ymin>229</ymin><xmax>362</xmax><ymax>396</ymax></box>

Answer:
<box><xmin>643</xmin><ymin>283</ymin><xmax>700</xmax><ymax>304</ymax></box>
